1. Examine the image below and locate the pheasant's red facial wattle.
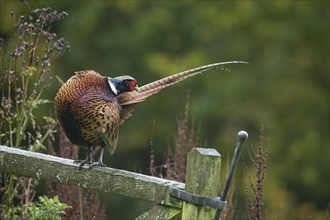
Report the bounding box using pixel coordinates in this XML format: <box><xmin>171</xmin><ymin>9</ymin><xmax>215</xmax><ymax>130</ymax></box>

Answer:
<box><xmin>129</xmin><ymin>80</ymin><xmax>137</xmax><ymax>91</ymax></box>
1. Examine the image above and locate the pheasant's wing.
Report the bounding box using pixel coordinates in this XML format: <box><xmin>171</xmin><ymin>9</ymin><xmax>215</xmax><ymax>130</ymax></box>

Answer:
<box><xmin>97</xmin><ymin>102</ymin><xmax>120</xmax><ymax>155</ymax></box>
<box><xmin>116</xmin><ymin>61</ymin><xmax>247</xmax><ymax>124</ymax></box>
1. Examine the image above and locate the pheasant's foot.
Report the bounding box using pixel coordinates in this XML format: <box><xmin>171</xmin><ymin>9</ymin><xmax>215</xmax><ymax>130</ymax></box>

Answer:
<box><xmin>73</xmin><ymin>160</ymin><xmax>106</xmax><ymax>169</ymax></box>
<box><xmin>73</xmin><ymin>159</ymin><xmax>94</xmax><ymax>169</ymax></box>
<box><xmin>87</xmin><ymin>161</ymin><xmax>106</xmax><ymax>169</ymax></box>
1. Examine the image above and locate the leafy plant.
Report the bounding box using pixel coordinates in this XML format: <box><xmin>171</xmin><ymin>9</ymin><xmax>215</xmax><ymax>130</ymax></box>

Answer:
<box><xmin>6</xmin><ymin>195</ymin><xmax>70</xmax><ymax>220</ymax></box>
<box><xmin>0</xmin><ymin>4</ymin><xmax>70</xmax><ymax>217</ymax></box>
<box><xmin>0</xmin><ymin>7</ymin><xmax>69</xmax><ymax>150</ymax></box>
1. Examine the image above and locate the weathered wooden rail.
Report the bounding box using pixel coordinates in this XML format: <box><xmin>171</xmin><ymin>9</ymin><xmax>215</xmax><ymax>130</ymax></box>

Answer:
<box><xmin>0</xmin><ymin>131</ymin><xmax>248</xmax><ymax>219</ymax></box>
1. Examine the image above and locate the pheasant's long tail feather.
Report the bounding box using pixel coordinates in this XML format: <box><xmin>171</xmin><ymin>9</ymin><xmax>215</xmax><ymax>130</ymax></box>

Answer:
<box><xmin>122</xmin><ymin>61</ymin><xmax>247</xmax><ymax>105</ymax></box>
<box><xmin>116</xmin><ymin>61</ymin><xmax>247</xmax><ymax>124</ymax></box>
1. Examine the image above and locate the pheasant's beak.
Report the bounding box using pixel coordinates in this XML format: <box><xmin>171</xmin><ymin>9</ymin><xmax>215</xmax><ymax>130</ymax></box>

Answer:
<box><xmin>134</xmin><ymin>86</ymin><xmax>139</xmax><ymax>92</ymax></box>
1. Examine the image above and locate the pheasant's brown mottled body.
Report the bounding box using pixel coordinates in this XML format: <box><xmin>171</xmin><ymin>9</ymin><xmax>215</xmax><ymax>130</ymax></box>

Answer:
<box><xmin>54</xmin><ymin>61</ymin><xmax>247</xmax><ymax>169</ymax></box>
<box><xmin>55</xmin><ymin>71</ymin><xmax>123</xmax><ymax>168</ymax></box>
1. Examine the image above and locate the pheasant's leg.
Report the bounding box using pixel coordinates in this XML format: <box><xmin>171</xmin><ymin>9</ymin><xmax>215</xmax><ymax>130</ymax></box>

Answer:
<box><xmin>87</xmin><ymin>147</ymin><xmax>106</xmax><ymax>169</ymax></box>
<box><xmin>97</xmin><ymin>147</ymin><xmax>105</xmax><ymax>164</ymax></box>
<box><xmin>73</xmin><ymin>147</ymin><xmax>95</xmax><ymax>169</ymax></box>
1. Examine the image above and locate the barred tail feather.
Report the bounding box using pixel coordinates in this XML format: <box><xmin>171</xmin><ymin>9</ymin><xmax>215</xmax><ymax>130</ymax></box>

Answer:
<box><xmin>126</xmin><ymin>61</ymin><xmax>247</xmax><ymax>104</ymax></box>
<box><xmin>116</xmin><ymin>61</ymin><xmax>247</xmax><ymax>124</ymax></box>
<box><xmin>139</xmin><ymin>61</ymin><xmax>247</xmax><ymax>93</ymax></box>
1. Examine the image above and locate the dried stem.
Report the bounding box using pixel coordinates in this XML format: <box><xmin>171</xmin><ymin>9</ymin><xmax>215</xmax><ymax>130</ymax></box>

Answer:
<box><xmin>244</xmin><ymin>122</ymin><xmax>269</xmax><ymax>220</ymax></box>
<box><xmin>0</xmin><ymin>6</ymin><xmax>70</xmax><ymax>218</ymax></box>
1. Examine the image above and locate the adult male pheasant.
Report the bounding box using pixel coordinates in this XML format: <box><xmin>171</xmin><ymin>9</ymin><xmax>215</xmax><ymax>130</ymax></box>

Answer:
<box><xmin>54</xmin><ymin>61</ymin><xmax>247</xmax><ymax>168</ymax></box>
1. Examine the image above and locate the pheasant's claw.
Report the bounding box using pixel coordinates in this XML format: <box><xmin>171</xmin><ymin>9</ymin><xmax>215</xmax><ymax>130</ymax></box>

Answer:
<box><xmin>73</xmin><ymin>159</ymin><xmax>94</xmax><ymax>169</ymax></box>
<box><xmin>73</xmin><ymin>160</ymin><xmax>105</xmax><ymax>169</ymax></box>
<box><xmin>87</xmin><ymin>161</ymin><xmax>106</xmax><ymax>169</ymax></box>
<box><xmin>73</xmin><ymin>159</ymin><xmax>82</xmax><ymax>164</ymax></box>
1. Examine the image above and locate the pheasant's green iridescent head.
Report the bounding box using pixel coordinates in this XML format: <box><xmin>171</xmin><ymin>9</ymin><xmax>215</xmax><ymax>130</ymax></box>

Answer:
<box><xmin>107</xmin><ymin>75</ymin><xmax>138</xmax><ymax>95</ymax></box>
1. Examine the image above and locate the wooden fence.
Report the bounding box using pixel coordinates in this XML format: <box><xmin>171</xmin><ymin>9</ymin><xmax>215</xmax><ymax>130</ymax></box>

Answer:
<box><xmin>0</xmin><ymin>131</ymin><xmax>247</xmax><ymax>219</ymax></box>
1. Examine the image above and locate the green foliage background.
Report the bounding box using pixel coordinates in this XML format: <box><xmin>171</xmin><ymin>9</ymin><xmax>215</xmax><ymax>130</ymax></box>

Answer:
<box><xmin>1</xmin><ymin>1</ymin><xmax>329</xmax><ymax>219</ymax></box>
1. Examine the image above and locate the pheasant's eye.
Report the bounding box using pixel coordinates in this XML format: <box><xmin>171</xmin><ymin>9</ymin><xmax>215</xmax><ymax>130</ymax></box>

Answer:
<box><xmin>129</xmin><ymin>80</ymin><xmax>137</xmax><ymax>91</ymax></box>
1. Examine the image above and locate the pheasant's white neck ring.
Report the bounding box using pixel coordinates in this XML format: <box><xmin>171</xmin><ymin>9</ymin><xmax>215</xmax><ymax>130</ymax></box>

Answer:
<box><xmin>107</xmin><ymin>78</ymin><xmax>118</xmax><ymax>95</ymax></box>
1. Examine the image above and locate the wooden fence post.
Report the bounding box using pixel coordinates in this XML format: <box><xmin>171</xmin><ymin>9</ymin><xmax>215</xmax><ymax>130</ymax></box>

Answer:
<box><xmin>182</xmin><ymin>148</ymin><xmax>222</xmax><ymax>220</ymax></box>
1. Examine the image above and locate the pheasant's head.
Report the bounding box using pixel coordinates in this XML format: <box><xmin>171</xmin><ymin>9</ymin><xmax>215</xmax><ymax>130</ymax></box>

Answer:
<box><xmin>107</xmin><ymin>75</ymin><xmax>138</xmax><ymax>95</ymax></box>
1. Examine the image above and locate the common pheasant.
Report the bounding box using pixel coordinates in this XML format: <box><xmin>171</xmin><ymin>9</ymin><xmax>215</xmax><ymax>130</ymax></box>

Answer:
<box><xmin>54</xmin><ymin>61</ymin><xmax>247</xmax><ymax>169</ymax></box>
